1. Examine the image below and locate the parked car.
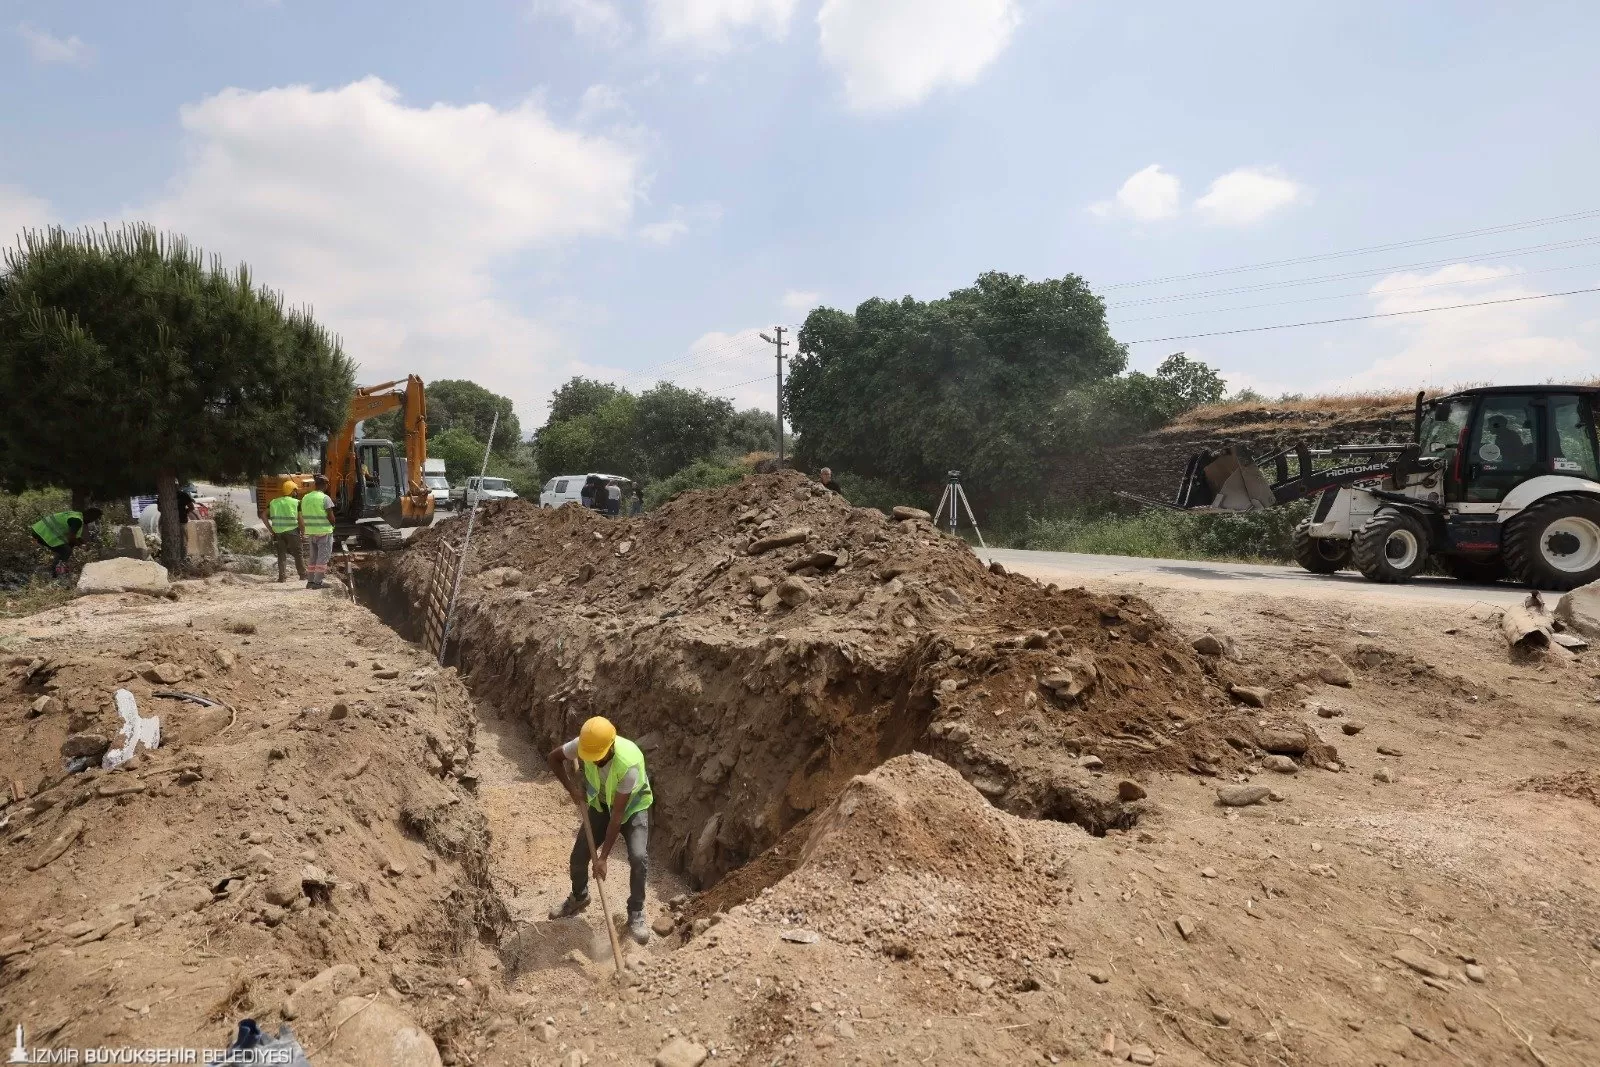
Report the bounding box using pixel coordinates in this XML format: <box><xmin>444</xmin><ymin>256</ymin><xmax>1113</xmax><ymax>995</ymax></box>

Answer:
<box><xmin>449</xmin><ymin>476</ymin><xmax>519</xmax><ymax>509</ymax></box>
<box><xmin>540</xmin><ymin>473</ymin><xmax>632</xmax><ymax>510</ymax></box>
<box><xmin>423</xmin><ymin>458</ymin><xmax>450</xmax><ymax>507</ymax></box>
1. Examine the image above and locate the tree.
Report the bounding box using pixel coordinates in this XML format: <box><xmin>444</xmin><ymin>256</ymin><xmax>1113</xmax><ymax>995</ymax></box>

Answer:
<box><xmin>429</xmin><ymin>427</ymin><xmax>489</xmax><ymax>480</ymax></box>
<box><xmin>547</xmin><ymin>377</ymin><xmax>623</xmax><ymax>425</ymax></box>
<box><xmin>366</xmin><ymin>378</ymin><xmax>520</xmax><ymax>456</ymax></box>
<box><xmin>634</xmin><ymin>383</ymin><xmax>734</xmax><ymax>479</ymax></box>
<box><xmin>720</xmin><ymin>408</ymin><xmax>779</xmax><ymax>458</ymax></box>
<box><xmin>786</xmin><ymin>271</ymin><xmax>1126</xmax><ymax>506</ymax></box>
<box><xmin>0</xmin><ymin>225</ymin><xmax>353</xmax><ymax>567</ymax></box>
<box><xmin>534</xmin><ymin>391</ymin><xmax>641</xmax><ymax>477</ymax></box>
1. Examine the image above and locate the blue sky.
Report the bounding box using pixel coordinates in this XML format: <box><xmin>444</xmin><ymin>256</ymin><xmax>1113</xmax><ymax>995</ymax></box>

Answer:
<box><xmin>4</xmin><ymin>0</ymin><xmax>1599</xmax><ymax>426</ymax></box>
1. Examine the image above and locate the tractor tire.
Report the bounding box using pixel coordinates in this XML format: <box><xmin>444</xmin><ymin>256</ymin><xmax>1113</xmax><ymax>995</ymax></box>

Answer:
<box><xmin>1443</xmin><ymin>556</ymin><xmax>1507</xmax><ymax>584</ymax></box>
<box><xmin>1292</xmin><ymin>521</ymin><xmax>1350</xmax><ymax>574</ymax></box>
<box><xmin>1351</xmin><ymin>509</ymin><xmax>1429</xmax><ymax>584</ymax></box>
<box><xmin>1502</xmin><ymin>494</ymin><xmax>1600</xmax><ymax>590</ymax></box>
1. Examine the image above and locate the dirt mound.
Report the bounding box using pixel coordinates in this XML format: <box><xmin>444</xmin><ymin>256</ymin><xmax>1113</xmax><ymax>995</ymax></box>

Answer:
<box><xmin>378</xmin><ymin>471</ymin><xmax>1308</xmax><ymax>892</ymax></box>
<box><xmin>0</xmin><ymin>580</ymin><xmax>502</xmax><ymax>1060</ymax></box>
<box><xmin>1517</xmin><ymin>768</ymin><xmax>1600</xmax><ymax>807</ymax></box>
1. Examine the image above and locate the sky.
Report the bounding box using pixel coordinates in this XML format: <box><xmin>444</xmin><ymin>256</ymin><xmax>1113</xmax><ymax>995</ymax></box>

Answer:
<box><xmin>4</xmin><ymin>0</ymin><xmax>1599</xmax><ymax>429</ymax></box>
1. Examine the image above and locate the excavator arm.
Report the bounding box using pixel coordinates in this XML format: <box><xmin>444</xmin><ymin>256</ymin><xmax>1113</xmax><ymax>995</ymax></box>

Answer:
<box><xmin>324</xmin><ymin>376</ymin><xmax>430</xmax><ymax>513</ymax></box>
<box><xmin>260</xmin><ymin>375</ymin><xmax>433</xmax><ymax>541</ymax></box>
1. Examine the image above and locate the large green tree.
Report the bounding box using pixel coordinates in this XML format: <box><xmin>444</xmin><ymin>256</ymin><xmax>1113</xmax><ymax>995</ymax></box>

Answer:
<box><xmin>0</xmin><ymin>225</ymin><xmax>353</xmax><ymax>566</ymax></box>
<box><xmin>786</xmin><ymin>271</ymin><xmax>1126</xmax><ymax>505</ymax></box>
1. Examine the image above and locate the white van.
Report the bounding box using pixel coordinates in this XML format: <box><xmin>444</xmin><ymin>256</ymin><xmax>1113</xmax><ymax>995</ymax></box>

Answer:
<box><xmin>540</xmin><ymin>473</ymin><xmax>632</xmax><ymax>510</ymax></box>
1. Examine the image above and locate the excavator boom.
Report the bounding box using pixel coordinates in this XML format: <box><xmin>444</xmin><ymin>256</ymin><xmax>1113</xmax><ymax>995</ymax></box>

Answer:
<box><xmin>257</xmin><ymin>375</ymin><xmax>433</xmax><ymax>548</ymax></box>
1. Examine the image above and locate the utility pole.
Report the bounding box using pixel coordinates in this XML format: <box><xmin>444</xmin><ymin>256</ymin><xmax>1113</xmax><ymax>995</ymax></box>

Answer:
<box><xmin>759</xmin><ymin>326</ymin><xmax>788</xmax><ymax>464</ymax></box>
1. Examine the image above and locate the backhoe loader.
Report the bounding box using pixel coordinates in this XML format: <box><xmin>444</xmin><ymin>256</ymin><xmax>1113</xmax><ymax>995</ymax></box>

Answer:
<box><xmin>1135</xmin><ymin>386</ymin><xmax>1600</xmax><ymax>589</ymax></box>
<box><xmin>255</xmin><ymin>376</ymin><xmax>434</xmax><ymax>550</ymax></box>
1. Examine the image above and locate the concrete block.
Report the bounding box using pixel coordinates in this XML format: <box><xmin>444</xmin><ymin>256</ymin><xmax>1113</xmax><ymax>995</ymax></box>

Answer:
<box><xmin>114</xmin><ymin>525</ymin><xmax>150</xmax><ymax>560</ymax></box>
<box><xmin>183</xmin><ymin>519</ymin><xmax>218</xmax><ymax>559</ymax></box>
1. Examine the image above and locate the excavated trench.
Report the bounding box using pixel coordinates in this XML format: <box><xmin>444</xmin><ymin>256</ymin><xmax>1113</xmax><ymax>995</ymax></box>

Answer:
<box><xmin>354</xmin><ymin>477</ymin><xmax>1297</xmax><ymax>940</ymax></box>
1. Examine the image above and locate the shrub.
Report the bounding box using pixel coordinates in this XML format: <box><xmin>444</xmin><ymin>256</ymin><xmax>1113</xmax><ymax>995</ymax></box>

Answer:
<box><xmin>643</xmin><ymin>460</ymin><xmax>749</xmax><ymax>509</ymax></box>
<box><xmin>1001</xmin><ymin>500</ymin><xmax>1314</xmax><ymax>564</ymax></box>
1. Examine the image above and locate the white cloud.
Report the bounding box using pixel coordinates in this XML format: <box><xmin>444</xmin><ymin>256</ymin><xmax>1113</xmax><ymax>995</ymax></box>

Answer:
<box><xmin>817</xmin><ymin>0</ymin><xmax>1019</xmax><ymax>112</ymax></box>
<box><xmin>0</xmin><ymin>184</ymin><xmax>51</xmax><ymax>247</ymax></box>
<box><xmin>781</xmin><ymin>289</ymin><xmax>820</xmax><ymax>314</ymax></box>
<box><xmin>1332</xmin><ymin>264</ymin><xmax>1594</xmax><ymax>390</ymax></box>
<box><xmin>1089</xmin><ymin>164</ymin><xmax>1182</xmax><ymax>223</ymax></box>
<box><xmin>638</xmin><ymin>218</ymin><xmax>690</xmax><ymax>244</ymax></box>
<box><xmin>139</xmin><ymin>77</ymin><xmax>640</xmax><ymax>425</ymax></box>
<box><xmin>635</xmin><ymin>201</ymin><xmax>722</xmax><ymax>245</ymax></box>
<box><xmin>577</xmin><ymin>83</ymin><xmax>627</xmax><ymax>123</ymax></box>
<box><xmin>648</xmin><ymin>0</ymin><xmax>797</xmax><ymax>50</ymax></box>
<box><xmin>1194</xmin><ymin>166</ymin><xmax>1306</xmax><ymax>226</ymax></box>
<box><xmin>17</xmin><ymin>22</ymin><xmax>91</xmax><ymax>64</ymax></box>
<box><xmin>533</xmin><ymin>0</ymin><xmax>628</xmax><ymax>42</ymax></box>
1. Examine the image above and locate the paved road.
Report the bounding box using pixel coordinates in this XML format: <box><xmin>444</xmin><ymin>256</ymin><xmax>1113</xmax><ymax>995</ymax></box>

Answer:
<box><xmin>975</xmin><ymin>547</ymin><xmax>1545</xmax><ymax>608</ymax></box>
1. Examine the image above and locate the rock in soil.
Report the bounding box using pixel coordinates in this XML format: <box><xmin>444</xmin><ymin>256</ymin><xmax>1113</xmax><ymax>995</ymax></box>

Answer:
<box><xmin>654</xmin><ymin>1038</ymin><xmax>709</xmax><ymax>1067</ymax></box>
<box><xmin>1342</xmin><ymin>720</ymin><xmax>1366</xmax><ymax>735</ymax></box>
<box><xmin>1229</xmin><ymin>684</ymin><xmax>1270</xmax><ymax>707</ymax></box>
<box><xmin>323</xmin><ymin>996</ymin><xmax>442</xmax><ymax>1067</ymax></box>
<box><xmin>1117</xmin><ymin>780</ymin><xmax>1147</xmax><ymax>801</ymax></box>
<box><xmin>1217</xmin><ymin>785</ymin><xmax>1271</xmax><ymax>807</ymax></box>
<box><xmin>1262</xmin><ymin>755</ymin><xmax>1300</xmax><ymax>774</ymax></box>
<box><xmin>1318</xmin><ymin>656</ymin><xmax>1356</xmax><ymax>687</ymax></box>
<box><xmin>1392</xmin><ymin>948</ymin><xmax>1452</xmax><ymax>980</ymax></box>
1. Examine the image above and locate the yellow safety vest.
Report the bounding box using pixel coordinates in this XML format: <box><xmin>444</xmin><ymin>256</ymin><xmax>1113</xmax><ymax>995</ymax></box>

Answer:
<box><xmin>267</xmin><ymin>495</ymin><xmax>300</xmax><ymax>534</ymax></box>
<box><xmin>581</xmin><ymin>737</ymin><xmax>653</xmax><ymax>819</ymax></box>
<box><xmin>31</xmin><ymin>510</ymin><xmax>82</xmax><ymax>549</ymax></box>
<box><xmin>299</xmin><ymin>491</ymin><xmax>334</xmax><ymax>535</ymax></box>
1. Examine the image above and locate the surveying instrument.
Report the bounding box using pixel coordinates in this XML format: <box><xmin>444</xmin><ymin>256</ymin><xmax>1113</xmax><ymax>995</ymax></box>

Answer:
<box><xmin>932</xmin><ymin>470</ymin><xmax>985</xmax><ymax>548</ymax></box>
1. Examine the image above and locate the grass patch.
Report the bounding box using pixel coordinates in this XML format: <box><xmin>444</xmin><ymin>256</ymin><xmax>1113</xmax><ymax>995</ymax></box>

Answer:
<box><xmin>997</xmin><ymin>500</ymin><xmax>1314</xmax><ymax>565</ymax></box>
<box><xmin>0</xmin><ymin>577</ymin><xmax>76</xmax><ymax>619</ymax></box>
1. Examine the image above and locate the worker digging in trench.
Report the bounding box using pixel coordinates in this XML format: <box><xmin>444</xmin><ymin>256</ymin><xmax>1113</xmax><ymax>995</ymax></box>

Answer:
<box><xmin>546</xmin><ymin>716</ymin><xmax>654</xmax><ymax>945</ymax></box>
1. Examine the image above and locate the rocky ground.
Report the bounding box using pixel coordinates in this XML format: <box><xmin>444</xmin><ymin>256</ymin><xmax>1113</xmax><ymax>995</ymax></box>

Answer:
<box><xmin>1</xmin><ymin>474</ymin><xmax>1597</xmax><ymax>1066</ymax></box>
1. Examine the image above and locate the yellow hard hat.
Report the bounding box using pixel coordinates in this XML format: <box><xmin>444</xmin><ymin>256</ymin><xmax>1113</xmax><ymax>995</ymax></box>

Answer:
<box><xmin>280</xmin><ymin>480</ymin><xmax>297</xmax><ymax>495</ymax></box>
<box><xmin>577</xmin><ymin>716</ymin><xmax>617</xmax><ymax>762</ymax></box>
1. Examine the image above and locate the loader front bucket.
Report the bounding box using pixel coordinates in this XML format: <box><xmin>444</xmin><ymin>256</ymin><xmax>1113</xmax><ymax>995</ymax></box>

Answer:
<box><xmin>1174</xmin><ymin>446</ymin><xmax>1276</xmax><ymax>512</ymax></box>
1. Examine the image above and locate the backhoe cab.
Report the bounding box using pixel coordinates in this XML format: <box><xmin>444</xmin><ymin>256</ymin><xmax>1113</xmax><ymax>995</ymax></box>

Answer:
<box><xmin>1161</xmin><ymin>386</ymin><xmax>1600</xmax><ymax>589</ymax></box>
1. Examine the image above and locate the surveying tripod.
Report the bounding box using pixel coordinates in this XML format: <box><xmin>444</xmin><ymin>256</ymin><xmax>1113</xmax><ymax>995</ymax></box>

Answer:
<box><xmin>932</xmin><ymin>470</ymin><xmax>985</xmax><ymax>548</ymax></box>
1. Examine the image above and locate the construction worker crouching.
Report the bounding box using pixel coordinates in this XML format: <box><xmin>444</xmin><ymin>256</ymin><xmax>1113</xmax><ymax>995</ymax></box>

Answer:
<box><xmin>267</xmin><ymin>481</ymin><xmax>308</xmax><ymax>584</ymax></box>
<box><xmin>547</xmin><ymin>716</ymin><xmax>654</xmax><ymax>944</ymax></box>
<box><xmin>299</xmin><ymin>474</ymin><xmax>335</xmax><ymax>590</ymax></box>
<box><xmin>30</xmin><ymin>507</ymin><xmax>102</xmax><ymax>579</ymax></box>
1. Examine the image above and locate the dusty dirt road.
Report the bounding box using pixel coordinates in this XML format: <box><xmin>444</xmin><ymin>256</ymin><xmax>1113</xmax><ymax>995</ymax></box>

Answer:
<box><xmin>2</xmin><ymin>483</ymin><xmax>1598</xmax><ymax>1067</ymax></box>
<box><xmin>979</xmin><ymin>548</ymin><xmax>1542</xmax><ymax>608</ymax></box>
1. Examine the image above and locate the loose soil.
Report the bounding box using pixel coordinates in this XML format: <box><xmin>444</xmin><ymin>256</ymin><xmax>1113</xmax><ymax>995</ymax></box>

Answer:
<box><xmin>0</xmin><ymin>472</ymin><xmax>1595</xmax><ymax>1067</ymax></box>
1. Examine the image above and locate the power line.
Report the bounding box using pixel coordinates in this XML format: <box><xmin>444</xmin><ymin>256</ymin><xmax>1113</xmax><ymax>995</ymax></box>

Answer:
<box><xmin>1106</xmin><ymin>234</ymin><xmax>1600</xmax><ymax>309</ymax></box>
<box><xmin>620</xmin><ymin>323</ymin><xmax>804</xmax><ymax>386</ymax></box>
<box><xmin>1101</xmin><ymin>207</ymin><xmax>1600</xmax><ymax>290</ymax></box>
<box><xmin>1113</xmin><ymin>258</ymin><xmax>1600</xmax><ymax>324</ymax></box>
<box><xmin>1122</xmin><ymin>286</ymin><xmax>1600</xmax><ymax>344</ymax></box>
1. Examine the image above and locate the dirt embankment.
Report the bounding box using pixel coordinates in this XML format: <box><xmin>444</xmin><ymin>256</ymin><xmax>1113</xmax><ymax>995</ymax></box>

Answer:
<box><xmin>0</xmin><ymin>576</ymin><xmax>507</xmax><ymax>1062</ymax></box>
<box><xmin>376</xmin><ymin>472</ymin><xmax>1328</xmax><ymax>894</ymax></box>
<box><xmin>1058</xmin><ymin>395</ymin><xmax>1417</xmax><ymax>504</ymax></box>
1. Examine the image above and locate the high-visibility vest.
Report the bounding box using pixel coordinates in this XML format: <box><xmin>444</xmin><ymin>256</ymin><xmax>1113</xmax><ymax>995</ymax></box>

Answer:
<box><xmin>31</xmin><ymin>510</ymin><xmax>82</xmax><ymax>549</ymax></box>
<box><xmin>267</xmin><ymin>495</ymin><xmax>300</xmax><ymax>534</ymax></box>
<box><xmin>581</xmin><ymin>737</ymin><xmax>653</xmax><ymax>819</ymax></box>
<box><xmin>299</xmin><ymin>491</ymin><xmax>334</xmax><ymax>535</ymax></box>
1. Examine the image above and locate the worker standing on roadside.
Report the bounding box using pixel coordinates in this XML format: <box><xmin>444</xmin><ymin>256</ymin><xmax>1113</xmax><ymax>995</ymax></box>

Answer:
<box><xmin>267</xmin><ymin>481</ymin><xmax>307</xmax><ymax>584</ymax></box>
<box><xmin>30</xmin><ymin>506</ymin><xmax>102</xmax><ymax>579</ymax></box>
<box><xmin>299</xmin><ymin>474</ymin><xmax>335</xmax><ymax>590</ymax></box>
<box><xmin>546</xmin><ymin>716</ymin><xmax>654</xmax><ymax>944</ymax></box>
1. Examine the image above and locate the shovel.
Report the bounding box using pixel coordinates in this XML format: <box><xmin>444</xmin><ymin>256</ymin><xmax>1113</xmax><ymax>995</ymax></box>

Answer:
<box><xmin>570</xmin><ymin>784</ymin><xmax>626</xmax><ymax>980</ymax></box>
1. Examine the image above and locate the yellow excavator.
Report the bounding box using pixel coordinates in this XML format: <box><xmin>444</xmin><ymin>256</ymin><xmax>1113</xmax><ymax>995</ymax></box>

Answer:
<box><xmin>256</xmin><ymin>376</ymin><xmax>434</xmax><ymax>550</ymax></box>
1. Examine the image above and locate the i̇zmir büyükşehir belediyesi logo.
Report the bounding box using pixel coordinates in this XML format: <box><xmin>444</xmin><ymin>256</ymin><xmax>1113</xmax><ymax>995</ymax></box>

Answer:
<box><xmin>7</xmin><ymin>1024</ymin><xmax>27</xmax><ymax>1064</ymax></box>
